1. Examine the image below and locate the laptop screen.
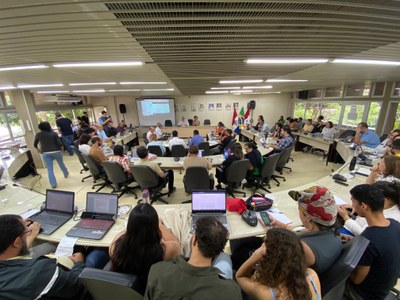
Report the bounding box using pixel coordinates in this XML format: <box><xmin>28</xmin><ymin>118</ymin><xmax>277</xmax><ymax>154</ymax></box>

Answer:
<box><xmin>86</xmin><ymin>192</ymin><xmax>118</xmax><ymax>215</ymax></box>
<box><xmin>45</xmin><ymin>190</ymin><xmax>74</xmax><ymax>213</ymax></box>
<box><xmin>191</xmin><ymin>190</ymin><xmax>226</xmax><ymax>214</ymax></box>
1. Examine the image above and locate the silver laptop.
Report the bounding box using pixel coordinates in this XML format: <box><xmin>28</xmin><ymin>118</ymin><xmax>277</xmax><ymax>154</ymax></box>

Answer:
<box><xmin>191</xmin><ymin>190</ymin><xmax>229</xmax><ymax>231</ymax></box>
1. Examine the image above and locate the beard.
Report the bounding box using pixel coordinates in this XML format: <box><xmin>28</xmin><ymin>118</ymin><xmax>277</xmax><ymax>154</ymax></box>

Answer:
<box><xmin>18</xmin><ymin>239</ymin><xmax>30</xmax><ymax>257</ymax></box>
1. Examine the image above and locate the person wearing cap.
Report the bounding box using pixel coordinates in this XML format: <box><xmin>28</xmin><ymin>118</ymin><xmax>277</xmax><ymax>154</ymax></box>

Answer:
<box><xmin>272</xmin><ymin>186</ymin><xmax>342</xmax><ymax>274</ymax></box>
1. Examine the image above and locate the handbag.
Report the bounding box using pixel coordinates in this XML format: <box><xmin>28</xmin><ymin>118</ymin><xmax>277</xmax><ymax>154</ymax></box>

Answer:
<box><xmin>245</xmin><ymin>193</ymin><xmax>273</xmax><ymax>212</ymax></box>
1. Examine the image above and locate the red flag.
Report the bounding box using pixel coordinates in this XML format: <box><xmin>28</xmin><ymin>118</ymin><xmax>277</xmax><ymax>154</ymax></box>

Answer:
<box><xmin>231</xmin><ymin>107</ymin><xmax>237</xmax><ymax>125</ymax></box>
<box><xmin>244</xmin><ymin>107</ymin><xmax>251</xmax><ymax>119</ymax></box>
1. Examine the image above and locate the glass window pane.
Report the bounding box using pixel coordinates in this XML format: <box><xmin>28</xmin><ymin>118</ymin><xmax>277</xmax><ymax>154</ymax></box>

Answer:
<box><xmin>308</xmin><ymin>89</ymin><xmax>322</xmax><ymax>99</ymax></box>
<box><xmin>394</xmin><ymin>104</ymin><xmax>400</xmax><ymax>130</ymax></box>
<box><xmin>366</xmin><ymin>102</ymin><xmax>382</xmax><ymax>130</ymax></box>
<box><xmin>6</xmin><ymin>113</ymin><xmax>24</xmax><ymax>137</ymax></box>
<box><xmin>372</xmin><ymin>82</ymin><xmax>385</xmax><ymax>97</ymax></box>
<box><xmin>345</xmin><ymin>83</ymin><xmax>371</xmax><ymax>97</ymax></box>
<box><xmin>293</xmin><ymin>102</ymin><xmax>306</xmax><ymax>119</ymax></box>
<box><xmin>342</xmin><ymin>104</ymin><xmax>365</xmax><ymax>127</ymax></box>
<box><xmin>305</xmin><ymin>102</ymin><xmax>321</xmax><ymax>120</ymax></box>
<box><xmin>393</xmin><ymin>82</ymin><xmax>400</xmax><ymax>97</ymax></box>
<box><xmin>324</xmin><ymin>86</ymin><xmax>343</xmax><ymax>98</ymax></box>
<box><xmin>0</xmin><ymin>114</ymin><xmax>11</xmax><ymax>142</ymax></box>
<box><xmin>4</xmin><ymin>91</ymin><xmax>13</xmax><ymax>106</ymax></box>
<box><xmin>320</xmin><ymin>102</ymin><xmax>342</xmax><ymax>124</ymax></box>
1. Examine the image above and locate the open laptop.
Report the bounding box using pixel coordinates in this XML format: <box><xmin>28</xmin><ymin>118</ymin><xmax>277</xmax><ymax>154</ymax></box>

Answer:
<box><xmin>30</xmin><ymin>190</ymin><xmax>75</xmax><ymax>235</ymax></box>
<box><xmin>66</xmin><ymin>192</ymin><xmax>118</xmax><ymax>240</ymax></box>
<box><xmin>191</xmin><ymin>190</ymin><xmax>229</xmax><ymax>231</ymax></box>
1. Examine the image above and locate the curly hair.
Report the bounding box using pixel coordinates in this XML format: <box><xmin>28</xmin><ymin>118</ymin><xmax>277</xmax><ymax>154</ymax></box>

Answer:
<box><xmin>253</xmin><ymin>228</ymin><xmax>312</xmax><ymax>300</ymax></box>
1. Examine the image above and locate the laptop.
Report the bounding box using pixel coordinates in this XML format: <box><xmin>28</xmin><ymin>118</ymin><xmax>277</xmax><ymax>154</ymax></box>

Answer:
<box><xmin>191</xmin><ymin>190</ymin><xmax>229</xmax><ymax>231</ymax></box>
<box><xmin>66</xmin><ymin>192</ymin><xmax>118</xmax><ymax>240</ymax></box>
<box><xmin>30</xmin><ymin>190</ymin><xmax>75</xmax><ymax>235</ymax></box>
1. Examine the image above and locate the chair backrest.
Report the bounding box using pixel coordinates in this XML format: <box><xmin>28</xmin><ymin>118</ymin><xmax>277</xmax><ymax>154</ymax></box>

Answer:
<box><xmin>203</xmin><ymin>119</ymin><xmax>211</xmax><ymax>125</ymax></box>
<box><xmin>165</xmin><ymin>120</ymin><xmax>173</xmax><ymax>127</ymax></box>
<box><xmin>71</xmin><ymin>145</ymin><xmax>86</xmax><ymax>167</ymax></box>
<box><xmin>198</xmin><ymin>142</ymin><xmax>210</xmax><ymax>156</ymax></box>
<box><xmin>339</xmin><ymin>129</ymin><xmax>356</xmax><ymax>139</ymax></box>
<box><xmin>82</xmin><ymin>153</ymin><xmax>103</xmax><ymax>177</ymax></box>
<box><xmin>142</xmin><ymin>133</ymin><xmax>149</xmax><ymax>145</ymax></box>
<box><xmin>102</xmin><ymin>161</ymin><xmax>127</xmax><ymax>185</ymax></box>
<box><xmin>225</xmin><ymin>139</ymin><xmax>237</xmax><ymax>151</ymax></box>
<box><xmin>320</xmin><ymin>235</ymin><xmax>369</xmax><ymax>299</ymax></box>
<box><xmin>275</xmin><ymin>147</ymin><xmax>293</xmax><ymax>171</ymax></box>
<box><xmin>260</xmin><ymin>153</ymin><xmax>281</xmax><ymax>179</ymax></box>
<box><xmin>171</xmin><ymin>144</ymin><xmax>187</xmax><ymax>157</ymax></box>
<box><xmin>131</xmin><ymin>165</ymin><xmax>160</xmax><ymax>189</ymax></box>
<box><xmin>184</xmin><ymin>167</ymin><xmax>210</xmax><ymax>193</ymax></box>
<box><xmin>79</xmin><ymin>267</ymin><xmax>144</xmax><ymax>300</ymax></box>
<box><xmin>380</xmin><ymin>133</ymin><xmax>388</xmax><ymax>143</ymax></box>
<box><xmin>188</xmin><ymin>119</ymin><xmax>193</xmax><ymax>126</ymax></box>
<box><xmin>148</xmin><ymin>145</ymin><xmax>163</xmax><ymax>157</ymax></box>
<box><xmin>226</xmin><ymin>159</ymin><xmax>249</xmax><ymax>185</ymax></box>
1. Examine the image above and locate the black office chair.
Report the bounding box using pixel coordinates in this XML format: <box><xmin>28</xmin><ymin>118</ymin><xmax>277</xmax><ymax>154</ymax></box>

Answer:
<box><xmin>131</xmin><ymin>165</ymin><xmax>169</xmax><ymax>204</ymax></box>
<box><xmin>380</xmin><ymin>133</ymin><xmax>388</xmax><ymax>143</ymax></box>
<box><xmin>225</xmin><ymin>139</ymin><xmax>237</xmax><ymax>151</ymax></box>
<box><xmin>148</xmin><ymin>145</ymin><xmax>163</xmax><ymax>157</ymax></box>
<box><xmin>82</xmin><ymin>154</ymin><xmax>112</xmax><ymax>192</ymax></box>
<box><xmin>320</xmin><ymin>235</ymin><xmax>369</xmax><ymax>300</ymax></box>
<box><xmin>198</xmin><ymin>142</ymin><xmax>211</xmax><ymax>156</ymax></box>
<box><xmin>142</xmin><ymin>133</ymin><xmax>149</xmax><ymax>145</ymax></box>
<box><xmin>165</xmin><ymin>120</ymin><xmax>173</xmax><ymax>127</ymax></box>
<box><xmin>252</xmin><ymin>153</ymin><xmax>280</xmax><ymax>194</ymax></box>
<box><xmin>171</xmin><ymin>144</ymin><xmax>187</xmax><ymax>157</ymax></box>
<box><xmin>223</xmin><ymin>159</ymin><xmax>249</xmax><ymax>197</ymax></box>
<box><xmin>71</xmin><ymin>146</ymin><xmax>91</xmax><ymax>182</ymax></box>
<box><xmin>79</xmin><ymin>267</ymin><xmax>145</xmax><ymax>300</ymax></box>
<box><xmin>188</xmin><ymin>118</ymin><xmax>193</xmax><ymax>126</ymax></box>
<box><xmin>203</xmin><ymin>119</ymin><xmax>211</xmax><ymax>125</ymax></box>
<box><xmin>182</xmin><ymin>167</ymin><xmax>214</xmax><ymax>203</ymax></box>
<box><xmin>339</xmin><ymin>129</ymin><xmax>356</xmax><ymax>140</ymax></box>
<box><xmin>102</xmin><ymin>161</ymin><xmax>138</xmax><ymax>199</ymax></box>
<box><xmin>271</xmin><ymin>147</ymin><xmax>293</xmax><ymax>186</ymax></box>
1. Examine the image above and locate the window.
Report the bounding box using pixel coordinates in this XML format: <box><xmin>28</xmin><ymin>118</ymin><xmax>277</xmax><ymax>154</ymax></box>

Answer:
<box><xmin>308</xmin><ymin>89</ymin><xmax>322</xmax><ymax>99</ymax></box>
<box><xmin>324</xmin><ymin>86</ymin><xmax>343</xmax><ymax>98</ymax></box>
<box><xmin>392</xmin><ymin>82</ymin><xmax>400</xmax><ymax>97</ymax></box>
<box><xmin>293</xmin><ymin>102</ymin><xmax>306</xmax><ymax>119</ymax></box>
<box><xmin>0</xmin><ymin>111</ymin><xmax>25</xmax><ymax>148</ymax></box>
<box><xmin>372</xmin><ymin>82</ymin><xmax>385</xmax><ymax>97</ymax></box>
<box><xmin>320</xmin><ymin>102</ymin><xmax>342</xmax><ymax>124</ymax></box>
<box><xmin>304</xmin><ymin>102</ymin><xmax>321</xmax><ymax>120</ymax></box>
<box><xmin>394</xmin><ymin>104</ymin><xmax>400</xmax><ymax>129</ymax></box>
<box><xmin>366</xmin><ymin>102</ymin><xmax>382</xmax><ymax>130</ymax></box>
<box><xmin>0</xmin><ymin>114</ymin><xmax>10</xmax><ymax>144</ymax></box>
<box><xmin>6</xmin><ymin>113</ymin><xmax>24</xmax><ymax>138</ymax></box>
<box><xmin>4</xmin><ymin>92</ymin><xmax>13</xmax><ymax>106</ymax></box>
<box><xmin>342</xmin><ymin>104</ymin><xmax>366</xmax><ymax>127</ymax></box>
<box><xmin>345</xmin><ymin>83</ymin><xmax>371</xmax><ymax>97</ymax></box>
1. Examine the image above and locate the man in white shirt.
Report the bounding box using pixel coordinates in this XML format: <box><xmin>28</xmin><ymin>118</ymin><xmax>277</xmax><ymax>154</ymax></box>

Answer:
<box><xmin>168</xmin><ymin>130</ymin><xmax>187</xmax><ymax>149</ymax></box>
<box><xmin>146</xmin><ymin>127</ymin><xmax>155</xmax><ymax>142</ymax></box>
<box><xmin>155</xmin><ymin>123</ymin><xmax>163</xmax><ymax>139</ymax></box>
<box><xmin>178</xmin><ymin>116</ymin><xmax>189</xmax><ymax>127</ymax></box>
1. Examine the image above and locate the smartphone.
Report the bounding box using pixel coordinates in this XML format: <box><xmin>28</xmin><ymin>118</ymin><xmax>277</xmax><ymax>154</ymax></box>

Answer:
<box><xmin>260</xmin><ymin>212</ymin><xmax>272</xmax><ymax>226</ymax></box>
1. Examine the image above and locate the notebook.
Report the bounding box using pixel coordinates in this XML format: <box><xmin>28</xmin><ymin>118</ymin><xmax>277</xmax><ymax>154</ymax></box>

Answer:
<box><xmin>30</xmin><ymin>190</ymin><xmax>75</xmax><ymax>235</ymax></box>
<box><xmin>191</xmin><ymin>190</ymin><xmax>229</xmax><ymax>231</ymax></box>
<box><xmin>66</xmin><ymin>192</ymin><xmax>118</xmax><ymax>240</ymax></box>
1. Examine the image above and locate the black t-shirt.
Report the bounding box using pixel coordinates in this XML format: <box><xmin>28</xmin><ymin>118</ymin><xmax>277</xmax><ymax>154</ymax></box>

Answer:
<box><xmin>244</xmin><ymin>148</ymin><xmax>262</xmax><ymax>170</ymax></box>
<box><xmin>56</xmin><ymin>117</ymin><xmax>73</xmax><ymax>136</ymax></box>
<box><xmin>354</xmin><ymin>219</ymin><xmax>400</xmax><ymax>299</ymax></box>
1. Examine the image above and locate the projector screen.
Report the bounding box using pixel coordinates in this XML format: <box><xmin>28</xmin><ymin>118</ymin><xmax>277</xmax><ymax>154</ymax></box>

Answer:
<box><xmin>136</xmin><ymin>98</ymin><xmax>176</xmax><ymax>126</ymax></box>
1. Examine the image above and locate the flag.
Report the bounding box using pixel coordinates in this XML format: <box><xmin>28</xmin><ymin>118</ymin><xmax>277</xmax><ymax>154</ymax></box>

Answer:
<box><xmin>244</xmin><ymin>107</ymin><xmax>251</xmax><ymax>120</ymax></box>
<box><xmin>233</xmin><ymin>106</ymin><xmax>246</xmax><ymax>135</ymax></box>
<box><xmin>231</xmin><ymin>107</ymin><xmax>237</xmax><ymax>125</ymax></box>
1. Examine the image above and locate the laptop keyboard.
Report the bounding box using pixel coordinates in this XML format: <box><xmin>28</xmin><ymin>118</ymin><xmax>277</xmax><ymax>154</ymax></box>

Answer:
<box><xmin>79</xmin><ymin>219</ymin><xmax>113</xmax><ymax>230</ymax></box>
<box><xmin>33</xmin><ymin>213</ymin><xmax>68</xmax><ymax>226</ymax></box>
<box><xmin>193</xmin><ymin>215</ymin><xmax>227</xmax><ymax>225</ymax></box>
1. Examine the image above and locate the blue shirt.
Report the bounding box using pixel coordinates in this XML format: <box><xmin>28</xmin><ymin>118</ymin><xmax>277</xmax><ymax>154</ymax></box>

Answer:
<box><xmin>188</xmin><ymin>134</ymin><xmax>204</xmax><ymax>147</ymax></box>
<box><xmin>360</xmin><ymin>130</ymin><xmax>380</xmax><ymax>148</ymax></box>
<box><xmin>277</xmin><ymin>135</ymin><xmax>293</xmax><ymax>150</ymax></box>
<box><xmin>96</xmin><ymin>130</ymin><xmax>108</xmax><ymax>140</ymax></box>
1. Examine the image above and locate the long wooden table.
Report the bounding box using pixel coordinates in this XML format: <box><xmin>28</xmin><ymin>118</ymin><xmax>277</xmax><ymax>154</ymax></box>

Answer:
<box><xmin>162</xmin><ymin>126</ymin><xmax>216</xmax><ymax>138</ymax></box>
<box><xmin>294</xmin><ymin>133</ymin><xmax>336</xmax><ymax>166</ymax></box>
<box><xmin>113</xmin><ymin>130</ymin><xmax>139</xmax><ymax>146</ymax></box>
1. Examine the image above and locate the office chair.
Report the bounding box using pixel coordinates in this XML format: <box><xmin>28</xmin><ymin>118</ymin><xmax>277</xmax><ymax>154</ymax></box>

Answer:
<box><xmin>81</xmin><ymin>154</ymin><xmax>112</xmax><ymax>192</ymax></box>
<box><xmin>142</xmin><ymin>133</ymin><xmax>149</xmax><ymax>145</ymax></box>
<box><xmin>225</xmin><ymin>139</ymin><xmax>237</xmax><ymax>151</ymax></box>
<box><xmin>171</xmin><ymin>144</ymin><xmax>187</xmax><ymax>157</ymax></box>
<box><xmin>79</xmin><ymin>267</ymin><xmax>145</xmax><ymax>300</ymax></box>
<box><xmin>182</xmin><ymin>166</ymin><xmax>214</xmax><ymax>203</ymax></box>
<box><xmin>380</xmin><ymin>133</ymin><xmax>388</xmax><ymax>143</ymax></box>
<box><xmin>319</xmin><ymin>235</ymin><xmax>369</xmax><ymax>300</ymax></box>
<box><xmin>102</xmin><ymin>161</ymin><xmax>138</xmax><ymax>199</ymax></box>
<box><xmin>252</xmin><ymin>153</ymin><xmax>280</xmax><ymax>194</ymax></box>
<box><xmin>165</xmin><ymin>120</ymin><xmax>173</xmax><ymax>127</ymax></box>
<box><xmin>71</xmin><ymin>146</ymin><xmax>91</xmax><ymax>182</ymax></box>
<box><xmin>147</xmin><ymin>145</ymin><xmax>163</xmax><ymax>157</ymax></box>
<box><xmin>271</xmin><ymin>147</ymin><xmax>293</xmax><ymax>186</ymax></box>
<box><xmin>188</xmin><ymin>118</ymin><xmax>193</xmax><ymax>126</ymax></box>
<box><xmin>203</xmin><ymin>119</ymin><xmax>211</xmax><ymax>125</ymax></box>
<box><xmin>223</xmin><ymin>159</ymin><xmax>249</xmax><ymax>197</ymax></box>
<box><xmin>198</xmin><ymin>142</ymin><xmax>211</xmax><ymax>156</ymax></box>
<box><xmin>339</xmin><ymin>129</ymin><xmax>356</xmax><ymax>140</ymax></box>
<box><xmin>131</xmin><ymin>165</ymin><xmax>169</xmax><ymax>204</ymax></box>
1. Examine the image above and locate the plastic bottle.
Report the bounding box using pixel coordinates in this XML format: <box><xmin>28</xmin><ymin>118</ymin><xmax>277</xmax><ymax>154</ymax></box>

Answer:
<box><xmin>142</xmin><ymin>189</ymin><xmax>150</xmax><ymax>204</ymax></box>
<box><xmin>224</xmin><ymin>149</ymin><xmax>229</xmax><ymax>159</ymax></box>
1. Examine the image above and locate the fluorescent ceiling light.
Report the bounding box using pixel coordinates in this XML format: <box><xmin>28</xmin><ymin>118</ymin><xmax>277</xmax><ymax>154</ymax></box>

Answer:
<box><xmin>242</xmin><ymin>85</ymin><xmax>273</xmax><ymax>89</ymax></box>
<box><xmin>37</xmin><ymin>90</ymin><xmax>71</xmax><ymax>94</ymax></box>
<box><xmin>266</xmin><ymin>79</ymin><xmax>308</xmax><ymax>82</ymax></box>
<box><xmin>53</xmin><ymin>61</ymin><xmax>143</xmax><ymax>68</ymax></box>
<box><xmin>211</xmin><ymin>87</ymin><xmax>241</xmax><ymax>90</ymax></box>
<box><xmin>332</xmin><ymin>59</ymin><xmax>400</xmax><ymax>66</ymax></box>
<box><xmin>109</xmin><ymin>89</ymin><xmax>141</xmax><ymax>92</ymax></box>
<box><xmin>72</xmin><ymin>89</ymin><xmax>105</xmax><ymax>93</ymax></box>
<box><xmin>0</xmin><ymin>86</ymin><xmax>16</xmax><ymax>90</ymax></box>
<box><xmin>119</xmin><ymin>82</ymin><xmax>167</xmax><ymax>85</ymax></box>
<box><xmin>0</xmin><ymin>65</ymin><xmax>48</xmax><ymax>72</ymax></box>
<box><xmin>68</xmin><ymin>82</ymin><xmax>116</xmax><ymax>86</ymax></box>
<box><xmin>142</xmin><ymin>88</ymin><xmax>174</xmax><ymax>91</ymax></box>
<box><xmin>18</xmin><ymin>83</ymin><xmax>64</xmax><ymax>88</ymax></box>
<box><xmin>205</xmin><ymin>91</ymin><xmax>229</xmax><ymax>94</ymax></box>
<box><xmin>231</xmin><ymin>90</ymin><xmax>253</xmax><ymax>93</ymax></box>
<box><xmin>219</xmin><ymin>79</ymin><xmax>263</xmax><ymax>84</ymax></box>
<box><xmin>246</xmin><ymin>59</ymin><xmax>328</xmax><ymax>64</ymax></box>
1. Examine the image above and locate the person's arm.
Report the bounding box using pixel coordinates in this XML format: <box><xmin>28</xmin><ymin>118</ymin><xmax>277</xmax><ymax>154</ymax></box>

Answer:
<box><xmin>354</xmin><ymin>128</ymin><xmax>364</xmax><ymax>145</ymax></box>
<box><xmin>206</xmin><ymin>158</ymin><xmax>212</xmax><ymax>170</ymax></box>
<box><xmin>307</xmin><ymin>268</ymin><xmax>321</xmax><ymax>298</ymax></box>
<box><xmin>366</xmin><ymin>164</ymin><xmax>380</xmax><ymax>184</ymax></box>
<box><xmin>159</xmin><ymin>221</ymin><xmax>181</xmax><ymax>260</ymax></box>
<box><xmin>98</xmin><ymin>149</ymin><xmax>108</xmax><ymax>162</ymax></box>
<box><xmin>153</xmin><ymin>163</ymin><xmax>165</xmax><ymax>177</ymax></box>
<box><xmin>26</xmin><ymin>221</ymin><xmax>41</xmax><ymax>248</ymax></box>
<box><xmin>34</xmin><ymin>135</ymin><xmax>41</xmax><ymax>153</ymax></box>
<box><xmin>301</xmin><ymin>240</ymin><xmax>316</xmax><ymax>268</ymax></box>
<box><xmin>350</xmin><ymin>266</ymin><xmax>371</xmax><ymax>284</ymax></box>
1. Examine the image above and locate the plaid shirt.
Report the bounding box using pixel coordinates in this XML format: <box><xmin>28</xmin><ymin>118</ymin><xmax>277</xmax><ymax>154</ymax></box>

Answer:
<box><xmin>108</xmin><ymin>155</ymin><xmax>131</xmax><ymax>174</ymax></box>
<box><xmin>277</xmin><ymin>135</ymin><xmax>293</xmax><ymax>150</ymax></box>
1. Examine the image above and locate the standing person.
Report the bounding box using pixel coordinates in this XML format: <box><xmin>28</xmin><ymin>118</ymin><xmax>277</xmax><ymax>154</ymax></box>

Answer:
<box><xmin>55</xmin><ymin>112</ymin><xmax>74</xmax><ymax>156</ymax></box>
<box><xmin>98</xmin><ymin>111</ymin><xmax>112</xmax><ymax>136</ymax></box>
<box><xmin>34</xmin><ymin>122</ymin><xmax>69</xmax><ymax>189</ymax></box>
<box><xmin>81</xmin><ymin>111</ymin><xmax>90</xmax><ymax>126</ymax></box>
<box><xmin>236</xmin><ymin>228</ymin><xmax>321</xmax><ymax>300</ymax></box>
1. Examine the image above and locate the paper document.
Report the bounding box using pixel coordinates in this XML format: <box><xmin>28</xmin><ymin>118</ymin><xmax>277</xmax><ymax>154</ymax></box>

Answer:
<box><xmin>334</xmin><ymin>195</ymin><xmax>348</xmax><ymax>206</ymax></box>
<box><xmin>20</xmin><ymin>209</ymin><xmax>40</xmax><ymax>219</ymax></box>
<box><xmin>55</xmin><ymin>236</ymin><xmax>79</xmax><ymax>257</ymax></box>
<box><xmin>265</xmin><ymin>209</ymin><xmax>292</xmax><ymax>224</ymax></box>
<box><xmin>356</xmin><ymin>167</ymin><xmax>371</xmax><ymax>177</ymax></box>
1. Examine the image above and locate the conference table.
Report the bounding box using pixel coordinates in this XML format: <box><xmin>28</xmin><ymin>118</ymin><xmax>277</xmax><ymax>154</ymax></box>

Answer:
<box><xmin>113</xmin><ymin>130</ymin><xmax>139</xmax><ymax>146</ymax></box>
<box><xmin>162</xmin><ymin>126</ymin><xmax>217</xmax><ymax>138</ymax></box>
<box><xmin>293</xmin><ymin>132</ymin><xmax>336</xmax><ymax>165</ymax></box>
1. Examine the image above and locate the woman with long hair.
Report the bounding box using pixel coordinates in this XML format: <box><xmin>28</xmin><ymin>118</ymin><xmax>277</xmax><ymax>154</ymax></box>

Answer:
<box><xmin>236</xmin><ymin>228</ymin><xmax>321</xmax><ymax>300</ymax></box>
<box><xmin>110</xmin><ymin>203</ymin><xmax>180</xmax><ymax>294</ymax></box>
<box><xmin>216</xmin><ymin>143</ymin><xmax>244</xmax><ymax>188</ymax></box>
<box><xmin>366</xmin><ymin>155</ymin><xmax>400</xmax><ymax>184</ymax></box>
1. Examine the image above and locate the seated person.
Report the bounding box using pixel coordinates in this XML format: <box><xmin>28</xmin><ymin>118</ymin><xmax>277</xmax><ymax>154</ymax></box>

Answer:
<box><xmin>146</xmin><ymin>127</ymin><xmax>155</xmax><ymax>142</ymax></box>
<box><xmin>145</xmin><ymin>217</ymin><xmax>242</xmax><ymax>300</ymax></box>
<box><xmin>321</xmin><ymin>121</ymin><xmax>336</xmax><ymax>140</ymax></box>
<box><xmin>168</xmin><ymin>130</ymin><xmax>186</xmax><ymax>149</ymax></box>
<box><xmin>188</xmin><ymin>129</ymin><xmax>204</xmax><ymax>147</ymax></box>
<box><xmin>107</xmin><ymin>122</ymin><xmax>118</xmax><ymax>137</ymax></box>
<box><xmin>155</xmin><ymin>123</ymin><xmax>163</xmax><ymax>139</ymax></box>
<box><xmin>192</xmin><ymin>116</ymin><xmax>200</xmax><ymax>126</ymax></box>
<box><xmin>389</xmin><ymin>139</ymin><xmax>400</xmax><ymax>156</ymax></box>
<box><xmin>219</xmin><ymin>129</ymin><xmax>234</xmax><ymax>152</ymax></box>
<box><xmin>178</xmin><ymin>116</ymin><xmax>189</xmax><ymax>127</ymax></box>
<box><xmin>375</xmin><ymin>129</ymin><xmax>400</xmax><ymax>155</ymax></box>
<box><xmin>183</xmin><ymin>146</ymin><xmax>213</xmax><ymax>189</ymax></box>
<box><xmin>236</xmin><ymin>228</ymin><xmax>321</xmax><ymax>300</ymax></box>
<box><xmin>89</xmin><ymin>136</ymin><xmax>107</xmax><ymax>163</ymax></box>
<box><xmin>311</xmin><ymin>116</ymin><xmax>325</xmax><ymax>134</ymax></box>
<box><xmin>110</xmin><ymin>203</ymin><xmax>180</xmax><ymax>295</ymax></box>
<box><xmin>288</xmin><ymin>118</ymin><xmax>298</xmax><ymax>132</ymax></box>
<box><xmin>108</xmin><ymin>144</ymin><xmax>132</xmax><ymax>174</ymax></box>
<box><xmin>302</xmin><ymin>119</ymin><xmax>314</xmax><ymax>133</ymax></box>
<box><xmin>78</xmin><ymin>133</ymin><xmax>91</xmax><ymax>155</ymax></box>
<box><xmin>147</xmin><ymin>133</ymin><xmax>166</xmax><ymax>156</ymax></box>
<box><xmin>0</xmin><ymin>215</ymin><xmax>86</xmax><ymax>300</ymax></box>
<box><xmin>216</xmin><ymin>122</ymin><xmax>226</xmax><ymax>136</ymax></box>
<box><xmin>116</xmin><ymin>119</ymin><xmax>127</xmax><ymax>134</ymax></box>
<box><xmin>272</xmin><ymin>186</ymin><xmax>342</xmax><ymax>274</ymax></box>
<box><xmin>95</xmin><ymin>124</ymin><xmax>108</xmax><ymax>140</ymax></box>
<box><xmin>84</xmin><ymin>127</ymin><xmax>96</xmax><ymax>138</ymax></box>
<box><xmin>268</xmin><ymin>125</ymin><xmax>293</xmax><ymax>153</ymax></box>
<box><xmin>297</xmin><ymin>117</ymin><xmax>305</xmax><ymax>129</ymax></box>
<box><xmin>216</xmin><ymin>143</ymin><xmax>243</xmax><ymax>188</ymax></box>
<box><xmin>243</xmin><ymin>142</ymin><xmax>263</xmax><ymax>187</ymax></box>
<box><xmin>354</xmin><ymin>122</ymin><xmax>380</xmax><ymax>148</ymax></box>
<box><xmin>135</xmin><ymin>146</ymin><xmax>175</xmax><ymax>194</ymax></box>
<box><xmin>338</xmin><ymin>181</ymin><xmax>400</xmax><ymax>236</ymax></box>
<box><xmin>366</xmin><ymin>155</ymin><xmax>400</xmax><ymax>184</ymax></box>
<box><xmin>345</xmin><ymin>184</ymin><xmax>400</xmax><ymax>300</ymax></box>
<box><xmin>269</xmin><ymin>122</ymin><xmax>283</xmax><ymax>139</ymax></box>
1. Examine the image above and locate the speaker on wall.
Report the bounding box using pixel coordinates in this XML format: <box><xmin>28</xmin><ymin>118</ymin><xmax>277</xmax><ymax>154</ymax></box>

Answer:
<box><xmin>119</xmin><ymin>104</ymin><xmax>127</xmax><ymax>114</ymax></box>
<box><xmin>247</xmin><ymin>100</ymin><xmax>256</xmax><ymax>110</ymax></box>
<box><xmin>298</xmin><ymin>90</ymin><xmax>309</xmax><ymax>100</ymax></box>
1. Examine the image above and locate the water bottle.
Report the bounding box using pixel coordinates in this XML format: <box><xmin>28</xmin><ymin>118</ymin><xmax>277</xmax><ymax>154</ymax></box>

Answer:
<box><xmin>224</xmin><ymin>149</ymin><xmax>229</xmax><ymax>159</ymax></box>
<box><xmin>142</xmin><ymin>189</ymin><xmax>150</xmax><ymax>204</ymax></box>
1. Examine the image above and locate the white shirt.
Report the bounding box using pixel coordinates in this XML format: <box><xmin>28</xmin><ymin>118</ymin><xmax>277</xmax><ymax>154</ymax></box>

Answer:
<box><xmin>322</xmin><ymin>127</ymin><xmax>336</xmax><ymax>140</ymax></box>
<box><xmin>168</xmin><ymin>137</ymin><xmax>186</xmax><ymax>148</ymax></box>
<box><xmin>155</xmin><ymin>126</ymin><xmax>163</xmax><ymax>138</ymax></box>
<box><xmin>79</xmin><ymin>144</ymin><xmax>91</xmax><ymax>156</ymax></box>
<box><xmin>375</xmin><ymin>138</ymin><xmax>389</xmax><ymax>155</ymax></box>
<box><xmin>146</xmin><ymin>131</ymin><xmax>154</xmax><ymax>141</ymax></box>
<box><xmin>178</xmin><ymin>119</ymin><xmax>189</xmax><ymax>127</ymax></box>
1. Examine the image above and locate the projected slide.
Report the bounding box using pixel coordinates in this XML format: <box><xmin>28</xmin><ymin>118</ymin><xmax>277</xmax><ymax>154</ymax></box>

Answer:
<box><xmin>142</xmin><ymin>100</ymin><xmax>170</xmax><ymax>116</ymax></box>
<box><xmin>136</xmin><ymin>98</ymin><xmax>176</xmax><ymax>126</ymax></box>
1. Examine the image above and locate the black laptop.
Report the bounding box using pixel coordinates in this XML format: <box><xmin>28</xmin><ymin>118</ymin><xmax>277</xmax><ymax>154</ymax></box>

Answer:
<box><xmin>31</xmin><ymin>190</ymin><xmax>75</xmax><ymax>235</ymax></box>
<box><xmin>66</xmin><ymin>192</ymin><xmax>118</xmax><ymax>240</ymax></box>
